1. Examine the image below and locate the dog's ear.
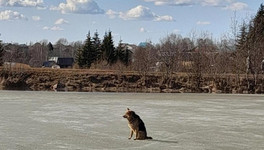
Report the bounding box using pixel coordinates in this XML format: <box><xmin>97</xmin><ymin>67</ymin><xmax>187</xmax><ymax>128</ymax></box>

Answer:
<box><xmin>127</xmin><ymin>108</ymin><xmax>130</xmax><ymax>111</ymax></box>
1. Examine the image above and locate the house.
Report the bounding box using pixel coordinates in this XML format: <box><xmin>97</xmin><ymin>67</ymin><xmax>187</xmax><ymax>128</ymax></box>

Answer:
<box><xmin>48</xmin><ymin>57</ymin><xmax>58</xmax><ymax>63</ymax></box>
<box><xmin>42</xmin><ymin>61</ymin><xmax>57</xmax><ymax>68</ymax></box>
<box><xmin>57</xmin><ymin>57</ymin><xmax>74</xmax><ymax>68</ymax></box>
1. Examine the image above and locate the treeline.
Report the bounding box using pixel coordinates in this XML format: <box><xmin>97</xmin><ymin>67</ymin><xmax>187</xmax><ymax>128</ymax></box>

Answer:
<box><xmin>75</xmin><ymin>31</ymin><xmax>132</xmax><ymax>68</ymax></box>
<box><xmin>132</xmin><ymin>4</ymin><xmax>264</xmax><ymax>91</ymax></box>
<box><xmin>0</xmin><ymin>31</ymin><xmax>133</xmax><ymax>69</ymax></box>
<box><xmin>0</xmin><ymin>38</ymin><xmax>81</xmax><ymax>67</ymax></box>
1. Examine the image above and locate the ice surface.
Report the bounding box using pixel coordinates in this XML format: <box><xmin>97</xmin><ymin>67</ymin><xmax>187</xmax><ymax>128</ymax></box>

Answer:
<box><xmin>0</xmin><ymin>91</ymin><xmax>263</xmax><ymax>149</ymax></box>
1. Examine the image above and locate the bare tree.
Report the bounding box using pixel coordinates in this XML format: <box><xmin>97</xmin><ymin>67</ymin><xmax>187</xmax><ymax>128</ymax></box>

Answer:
<box><xmin>215</xmin><ymin>35</ymin><xmax>235</xmax><ymax>74</ymax></box>
<box><xmin>55</xmin><ymin>38</ymin><xmax>68</xmax><ymax>57</ymax></box>
<box><xmin>29</xmin><ymin>43</ymin><xmax>48</xmax><ymax>67</ymax></box>
<box><xmin>133</xmin><ymin>43</ymin><xmax>156</xmax><ymax>77</ymax></box>
<box><xmin>157</xmin><ymin>33</ymin><xmax>182</xmax><ymax>77</ymax></box>
<box><xmin>185</xmin><ymin>32</ymin><xmax>218</xmax><ymax>91</ymax></box>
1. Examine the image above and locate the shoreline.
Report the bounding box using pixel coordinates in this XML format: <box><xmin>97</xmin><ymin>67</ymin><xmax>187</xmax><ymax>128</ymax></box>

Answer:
<box><xmin>1</xmin><ymin>68</ymin><xmax>264</xmax><ymax>94</ymax></box>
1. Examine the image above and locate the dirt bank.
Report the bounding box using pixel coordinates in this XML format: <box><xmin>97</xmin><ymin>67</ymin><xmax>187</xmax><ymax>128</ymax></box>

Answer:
<box><xmin>0</xmin><ymin>68</ymin><xmax>264</xmax><ymax>93</ymax></box>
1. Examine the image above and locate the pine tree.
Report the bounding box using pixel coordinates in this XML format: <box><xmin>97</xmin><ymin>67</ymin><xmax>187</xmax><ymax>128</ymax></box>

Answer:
<box><xmin>82</xmin><ymin>32</ymin><xmax>97</xmax><ymax>68</ymax></box>
<box><xmin>247</xmin><ymin>4</ymin><xmax>264</xmax><ymax>74</ymax></box>
<box><xmin>234</xmin><ymin>22</ymin><xmax>249</xmax><ymax>73</ymax></box>
<box><xmin>48</xmin><ymin>42</ymin><xmax>54</xmax><ymax>51</ymax></box>
<box><xmin>235</xmin><ymin>4</ymin><xmax>264</xmax><ymax>92</ymax></box>
<box><xmin>47</xmin><ymin>42</ymin><xmax>54</xmax><ymax>58</ymax></box>
<box><xmin>253</xmin><ymin>4</ymin><xmax>264</xmax><ymax>40</ymax></box>
<box><xmin>116</xmin><ymin>40</ymin><xmax>124</xmax><ymax>61</ymax></box>
<box><xmin>236</xmin><ymin>4</ymin><xmax>264</xmax><ymax>74</ymax></box>
<box><xmin>92</xmin><ymin>31</ymin><xmax>101</xmax><ymax>62</ymax></box>
<box><xmin>116</xmin><ymin>40</ymin><xmax>132</xmax><ymax>67</ymax></box>
<box><xmin>101</xmin><ymin>31</ymin><xmax>116</xmax><ymax>65</ymax></box>
<box><xmin>122</xmin><ymin>46</ymin><xmax>132</xmax><ymax>67</ymax></box>
<box><xmin>236</xmin><ymin>22</ymin><xmax>248</xmax><ymax>58</ymax></box>
<box><xmin>75</xmin><ymin>46</ymin><xmax>84</xmax><ymax>68</ymax></box>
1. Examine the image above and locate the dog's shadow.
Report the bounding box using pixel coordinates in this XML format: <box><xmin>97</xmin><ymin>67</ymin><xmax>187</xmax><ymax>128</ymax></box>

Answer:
<box><xmin>149</xmin><ymin>139</ymin><xmax>178</xmax><ymax>144</ymax></box>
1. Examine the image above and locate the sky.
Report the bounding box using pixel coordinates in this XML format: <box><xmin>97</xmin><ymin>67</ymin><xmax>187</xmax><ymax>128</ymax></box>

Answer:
<box><xmin>0</xmin><ymin>0</ymin><xmax>262</xmax><ymax>45</ymax></box>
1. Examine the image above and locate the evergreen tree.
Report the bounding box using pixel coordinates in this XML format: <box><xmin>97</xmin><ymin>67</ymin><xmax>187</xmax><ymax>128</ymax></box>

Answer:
<box><xmin>236</xmin><ymin>4</ymin><xmax>264</xmax><ymax>73</ymax></box>
<box><xmin>247</xmin><ymin>4</ymin><xmax>264</xmax><ymax>74</ymax></box>
<box><xmin>116</xmin><ymin>40</ymin><xmax>132</xmax><ymax>67</ymax></box>
<box><xmin>48</xmin><ymin>42</ymin><xmax>54</xmax><ymax>51</ymax></box>
<box><xmin>116</xmin><ymin>40</ymin><xmax>124</xmax><ymax>61</ymax></box>
<box><xmin>101</xmin><ymin>31</ymin><xmax>116</xmax><ymax>65</ymax></box>
<box><xmin>236</xmin><ymin>22</ymin><xmax>249</xmax><ymax>58</ymax></box>
<box><xmin>253</xmin><ymin>4</ymin><xmax>264</xmax><ymax>40</ymax></box>
<box><xmin>47</xmin><ymin>42</ymin><xmax>54</xmax><ymax>58</ymax></box>
<box><xmin>82</xmin><ymin>32</ymin><xmax>97</xmax><ymax>68</ymax></box>
<box><xmin>235</xmin><ymin>22</ymin><xmax>249</xmax><ymax>73</ymax></box>
<box><xmin>235</xmin><ymin>3</ymin><xmax>264</xmax><ymax>91</ymax></box>
<box><xmin>0</xmin><ymin>39</ymin><xmax>4</xmax><ymax>66</ymax></box>
<box><xmin>75</xmin><ymin>46</ymin><xmax>84</xmax><ymax>68</ymax></box>
<box><xmin>122</xmin><ymin>46</ymin><xmax>132</xmax><ymax>67</ymax></box>
<box><xmin>92</xmin><ymin>31</ymin><xmax>101</xmax><ymax>62</ymax></box>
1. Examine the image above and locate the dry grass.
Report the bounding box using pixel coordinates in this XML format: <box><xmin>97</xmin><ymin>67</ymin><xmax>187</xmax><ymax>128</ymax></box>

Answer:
<box><xmin>1</xmin><ymin>66</ymin><xmax>262</xmax><ymax>79</ymax></box>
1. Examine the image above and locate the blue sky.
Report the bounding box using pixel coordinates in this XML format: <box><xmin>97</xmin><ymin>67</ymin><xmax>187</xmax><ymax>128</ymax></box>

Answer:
<box><xmin>0</xmin><ymin>0</ymin><xmax>262</xmax><ymax>45</ymax></box>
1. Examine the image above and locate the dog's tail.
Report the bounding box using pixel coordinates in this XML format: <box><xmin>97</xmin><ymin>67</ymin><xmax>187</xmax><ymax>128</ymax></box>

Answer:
<box><xmin>146</xmin><ymin>136</ymin><xmax>153</xmax><ymax>140</ymax></box>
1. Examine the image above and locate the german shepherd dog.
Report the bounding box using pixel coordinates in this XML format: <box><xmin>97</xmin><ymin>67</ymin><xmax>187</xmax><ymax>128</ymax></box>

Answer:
<box><xmin>123</xmin><ymin>108</ymin><xmax>152</xmax><ymax>140</ymax></box>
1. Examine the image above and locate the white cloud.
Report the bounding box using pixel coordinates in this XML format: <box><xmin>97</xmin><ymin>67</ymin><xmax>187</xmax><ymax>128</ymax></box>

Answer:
<box><xmin>52</xmin><ymin>0</ymin><xmax>104</xmax><ymax>14</ymax></box>
<box><xmin>55</xmin><ymin>18</ymin><xmax>69</xmax><ymax>25</ymax></box>
<box><xmin>0</xmin><ymin>10</ymin><xmax>27</xmax><ymax>21</ymax></box>
<box><xmin>119</xmin><ymin>5</ymin><xmax>154</xmax><ymax>20</ymax></box>
<box><xmin>0</xmin><ymin>0</ymin><xmax>43</xmax><ymax>7</ymax></box>
<box><xmin>143</xmin><ymin>0</ymin><xmax>193</xmax><ymax>6</ymax></box>
<box><xmin>106</xmin><ymin>9</ymin><xmax>119</xmax><ymax>19</ymax></box>
<box><xmin>50</xmin><ymin>26</ymin><xmax>64</xmax><ymax>31</ymax></box>
<box><xmin>155</xmin><ymin>15</ymin><xmax>173</xmax><ymax>21</ymax></box>
<box><xmin>143</xmin><ymin>0</ymin><xmax>194</xmax><ymax>6</ymax></box>
<box><xmin>43</xmin><ymin>26</ymin><xmax>64</xmax><ymax>31</ymax></box>
<box><xmin>32</xmin><ymin>16</ymin><xmax>40</xmax><ymax>21</ymax></box>
<box><xmin>197</xmin><ymin>21</ymin><xmax>211</xmax><ymax>25</ymax></box>
<box><xmin>201</xmin><ymin>0</ymin><xmax>221</xmax><ymax>6</ymax></box>
<box><xmin>142</xmin><ymin>0</ymin><xmax>248</xmax><ymax>11</ymax></box>
<box><xmin>43</xmin><ymin>26</ymin><xmax>49</xmax><ymax>30</ymax></box>
<box><xmin>119</xmin><ymin>5</ymin><xmax>173</xmax><ymax>21</ymax></box>
<box><xmin>224</xmin><ymin>2</ymin><xmax>248</xmax><ymax>11</ymax></box>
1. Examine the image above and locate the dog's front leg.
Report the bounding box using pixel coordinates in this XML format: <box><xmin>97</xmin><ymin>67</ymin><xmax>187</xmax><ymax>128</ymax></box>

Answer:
<box><xmin>128</xmin><ymin>130</ymin><xmax>133</xmax><ymax>139</ymax></box>
<box><xmin>134</xmin><ymin>130</ymin><xmax>138</xmax><ymax>140</ymax></box>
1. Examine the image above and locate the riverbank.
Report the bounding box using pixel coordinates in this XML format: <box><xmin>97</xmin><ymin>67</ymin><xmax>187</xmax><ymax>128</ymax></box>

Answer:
<box><xmin>0</xmin><ymin>68</ymin><xmax>263</xmax><ymax>93</ymax></box>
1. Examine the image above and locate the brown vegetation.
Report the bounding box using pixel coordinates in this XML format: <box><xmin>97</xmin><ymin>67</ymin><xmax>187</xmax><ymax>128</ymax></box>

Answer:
<box><xmin>0</xmin><ymin>67</ymin><xmax>263</xmax><ymax>94</ymax></box>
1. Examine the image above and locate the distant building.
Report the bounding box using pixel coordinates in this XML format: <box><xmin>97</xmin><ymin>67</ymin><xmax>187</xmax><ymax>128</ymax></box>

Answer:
<box><xmin>48</xmin><ymin>57</ymin><xmax>58</xmax><ymax>63</ymax></box>
<box><xmin>57</xmin><ymin>57</ymin><xmax>74</xmax><ymax>68</ymax></box>
<box><xmin>138</xmin><ymin>42</ymin><xmax>148</xmax><ymax>48</ymax></box>
<box><xmin>42</xmin><ymin>61</ymin><xmax>57</xmax><ymax>68</ymax></box>
<box><xmin>120</xmin><ymin>43</ymin><xmax>137</xmax><ymax>53</ymax></box>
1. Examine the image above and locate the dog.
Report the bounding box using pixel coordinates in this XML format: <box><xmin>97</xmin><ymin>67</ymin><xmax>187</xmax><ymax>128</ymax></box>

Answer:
<box><xmin>123</xmin><ymin>108</ymin><xmax>152</xmax><ymax>140</ymax></box>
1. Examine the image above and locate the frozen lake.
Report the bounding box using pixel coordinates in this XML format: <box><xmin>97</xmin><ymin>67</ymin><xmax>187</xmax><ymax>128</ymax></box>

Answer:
<box><xmin>0</xmin><ymin>91</ymin><xmax>263</xmax><ymax>150</ymax></box>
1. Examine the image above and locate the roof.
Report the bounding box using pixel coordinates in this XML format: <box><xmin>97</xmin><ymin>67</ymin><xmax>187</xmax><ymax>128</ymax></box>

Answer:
<box><xmin>138</xmin><ymin>42</ymin><xmax>148</xmax><ymax>47</ymax></box>
<box><xmin>43</xmin><ymin>61</ymin><xmax>57</xmax><ymax>67</ymax></box>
